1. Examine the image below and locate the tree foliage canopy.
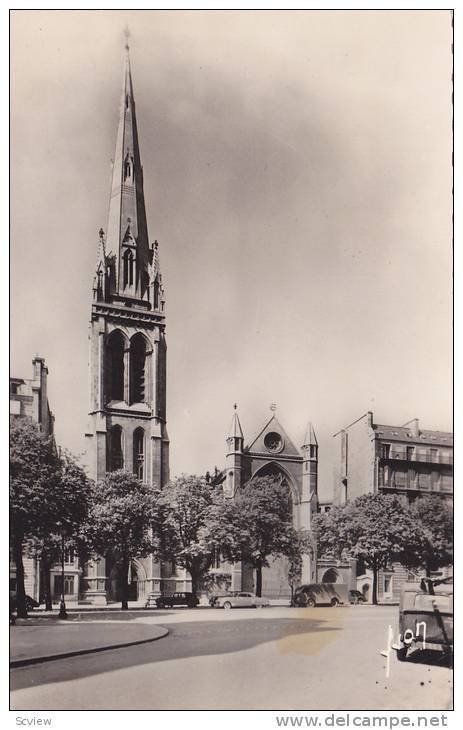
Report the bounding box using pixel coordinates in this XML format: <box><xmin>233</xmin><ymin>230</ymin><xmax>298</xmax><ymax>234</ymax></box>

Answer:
<box><xmin>313</xmin><ymin>493</ymin><xmax>432</xmax><ymax>603</ymax></box>
<box><xmin>10</xmin><ymin>419</ymin><xmax>93</xmax><ymax>615</ymax></box>
<box><xmin>89</xmin><ymin>469</ymin><xmax>160</xmax><ymax>560</ymax></box>
<box><xmin>409</xmin><ymin>495</ymin><xmax>453</xmax><ymax>575</ymax></box>
<box><xmin>217</xmin><ymin>476</ymin><xmax>309</xmax><ymax>596</ymax></box>
<box><xmin>10</xmin><ymin>419</ymin><xmax>62</xmax><ymax>544</ymax></box>
<box><xmin>155</xmin><ymin>475</ymin><xmax>221</xmax><ymax>595</ymax></box>
<box><xmin>314</xmin><ymin>493</ymin><xmax>428</xmax><ymax>568</ymax></box>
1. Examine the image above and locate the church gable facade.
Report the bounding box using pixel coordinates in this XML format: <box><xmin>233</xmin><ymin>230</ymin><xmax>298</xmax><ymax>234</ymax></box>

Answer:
<box><xmin>224</xmin><ymin>408</ymin><xmax>319</xmax><ymax>598</ymax></box>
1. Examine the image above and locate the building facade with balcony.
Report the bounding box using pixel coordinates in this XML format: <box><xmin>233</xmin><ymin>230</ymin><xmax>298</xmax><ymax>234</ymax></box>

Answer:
<box><xmin>333</xmin><ymin>412</ymin><xmax>453</xmax><ymax>507</ymax></box>
<box><xmin>332</xmin><ymin>411</ymin><xmax>453</xmax><ymax>602</ymax></box>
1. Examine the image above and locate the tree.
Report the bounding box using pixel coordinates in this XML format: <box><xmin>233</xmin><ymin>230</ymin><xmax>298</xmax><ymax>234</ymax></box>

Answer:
<box><xmin>10</xmin><ymin>419</ymin><xmax>62</xmax><ymax>617</ymax></box>
<box><xmin>155</xmin><ymin>475</ymin><xmax>223</xmax><ymax>598</ymax></box>
<box><xmin>313</xmin><ymin>493</ymin><xmax>428</xmax><ymax>604</ymax></box>
<box><xmin>26</xmin><ymin>451</ymin><xmax>92</xmax><ymax>610</ymax></box>
<box><xmin>410</xmin><ymin>496</ymin><xmax>453</xmax><ymax>577</ymax></box>
<box><xmin>220</xmin><ymin>476</ymin><xmax>308</xmax><ymax>597</ymax></box>
<box><xmin>88</xmin><ymin>470</ymin><xmax>160</xmax><ymax>609</ymax></box>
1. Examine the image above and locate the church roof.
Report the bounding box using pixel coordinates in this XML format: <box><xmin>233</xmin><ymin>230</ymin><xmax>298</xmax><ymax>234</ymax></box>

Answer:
<box><xmin>245</xmin><ymin>413</ymin><xmax>301</xmax><ymax>458</ymax></box>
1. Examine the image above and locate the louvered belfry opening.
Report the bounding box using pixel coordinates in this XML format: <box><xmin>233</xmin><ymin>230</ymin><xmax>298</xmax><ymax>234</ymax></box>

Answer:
<box><xmin>106</xmin><ymin>331</ymin><xmax>125</xmax><ymax>402</ymax></box>
<box><xmin>130</xmin><ymin>333</ymin><xmax>146</xmax><ymax>404</ymax></box>
<box><xmin>133</xmin><ymin>427</ymin><xmax>145</xmax><ymax>481</ymax></box>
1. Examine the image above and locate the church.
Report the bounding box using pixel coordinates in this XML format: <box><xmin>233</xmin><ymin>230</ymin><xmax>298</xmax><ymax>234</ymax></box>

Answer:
<box><xmin>81</xmin><ymin>39</ymin><xmax>320</xmax><ymax>605</ymax></box>
<box><xmin>220</xmin><ymin>406</ymin><xmax>319</xmax><ymax>598</ymax></box>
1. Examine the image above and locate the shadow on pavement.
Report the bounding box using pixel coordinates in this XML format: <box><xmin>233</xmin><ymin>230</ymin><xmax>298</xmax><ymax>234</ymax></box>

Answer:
<box><xmin>404</xmin><ymin>649</ymin><xmax>453</xmax><ymax>669</ymax></box>
<box><xmin>11</xmin><ymin>615</ymin><xmax>340</xmax><ymax>692</ymax></box>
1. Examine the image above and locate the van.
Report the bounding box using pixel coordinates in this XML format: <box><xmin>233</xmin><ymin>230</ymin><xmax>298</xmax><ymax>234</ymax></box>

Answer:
<box><xmin>293</xmin><ymin>582</ymin><xmax>349</xmax><ymax>607</ymax></box>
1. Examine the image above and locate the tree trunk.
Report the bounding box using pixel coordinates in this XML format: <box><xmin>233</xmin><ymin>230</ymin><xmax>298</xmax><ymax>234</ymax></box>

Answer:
<box><xmin>372</xmin><ymin>561</ymin><xmax>378</xmax><ymax>605</ymax></box>
<box><xmin>42</xmin><ymin>558</ymin><xmax>52</xmax><ymax>611</ymax></box>
<box><xmin>13</xmin><ymin>538</ymin><xmax>28</xmax><ymax>618</ymax></box>
<box><xmin>190</xmin><ymin>570</ymin><xmax>198</xmax><ymax>599</ymax></box>
<box><xmin>426</xmin><ymin>560</ymin><xmax>432</xmax><ymax>578</ymax></box>
<box><xmin>255</xmin><ymin>563</ymin><xmax>262</xmax><ymax>597</ymax></box>
<box><xmin>121</xmin><ymin>558</ymin><xmax>129</xmax><ymax>610</ymax></box>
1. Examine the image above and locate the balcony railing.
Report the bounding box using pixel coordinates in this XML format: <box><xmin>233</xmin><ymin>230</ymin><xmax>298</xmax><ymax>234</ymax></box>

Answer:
<box><xmin>380</xmin><ymin>452</ymin><xmax>453</xmax><ymax>465</ymax></box>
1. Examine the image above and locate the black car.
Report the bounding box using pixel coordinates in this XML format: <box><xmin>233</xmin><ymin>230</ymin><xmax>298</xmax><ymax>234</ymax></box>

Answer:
<box><xmin>155</xmin><ymin>592</ymin><xmax>199</xmax><ymax>609</ymax></box>
<box><xmin>349</xmin><ymin>590</ymin><xmax>367</xmax><ymax>605</ymax></box>
<box><xmin>10</xmin><ymin>594</ymin><xmax>41</xmax><ymax>611</ymax></box>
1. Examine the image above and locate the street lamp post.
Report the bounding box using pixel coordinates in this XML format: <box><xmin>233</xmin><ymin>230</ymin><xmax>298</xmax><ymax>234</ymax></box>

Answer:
<box><xmin>58</xmin><ymin>526</ymin><xmax>67</xmax><ymax>619</ymax></box>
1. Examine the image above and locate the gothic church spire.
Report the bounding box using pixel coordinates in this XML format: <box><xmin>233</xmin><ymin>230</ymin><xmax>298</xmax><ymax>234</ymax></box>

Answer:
<box><xmin>105</xmin><ymin>32</ymin><xmax>150</xmax><ymax>300</ymax></box>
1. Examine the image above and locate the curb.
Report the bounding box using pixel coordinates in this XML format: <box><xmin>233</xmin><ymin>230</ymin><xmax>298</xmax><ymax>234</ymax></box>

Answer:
<box><xmin>10</xmin><ymin>626</ymin><xmax>169</xmax><ymax>668</ymax></box>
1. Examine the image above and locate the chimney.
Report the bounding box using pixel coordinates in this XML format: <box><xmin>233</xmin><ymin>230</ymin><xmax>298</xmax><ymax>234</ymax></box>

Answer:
<box><xmin>410</xmin><ymin>418</ymin><xmax>419</xmax><ymax>438</ymax></box>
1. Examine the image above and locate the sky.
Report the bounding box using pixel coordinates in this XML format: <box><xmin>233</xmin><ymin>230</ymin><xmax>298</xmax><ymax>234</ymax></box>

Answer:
<box><xmin>10</xmin><ymin>10</ymin><xmax>453</xmax><ymax>502</ymax></box>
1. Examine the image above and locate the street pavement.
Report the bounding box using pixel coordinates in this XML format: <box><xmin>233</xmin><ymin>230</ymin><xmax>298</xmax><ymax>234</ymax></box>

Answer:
<box><xmin>10</xmin><ymin>605</ymin><xmax>453</xmax><ymax>711</ymax></box>
<box><xmin>10</xmin><ymin>615</ymin><xmax>168</xmax><ymax>666</ymax></box>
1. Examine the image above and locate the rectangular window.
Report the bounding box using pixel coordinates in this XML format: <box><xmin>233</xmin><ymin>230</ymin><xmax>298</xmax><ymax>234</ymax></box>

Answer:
<box><xmin>64</xmin><ymin>548</ymin><xmax>75</xmax><ymax>564</ymax></box>
<box><xmin>54</xmin><ymin>575</ymin><xmax>75</xmax><ymax>596</ymax></box>
<box><xmin>430</xmin><ymin>448</ymin><xmax>439</xmax><ymax>463</ymax></box>
<box><xmin>406</xmin><ymin>446</ymin><xmax>415</xmax><ymax>461</ymax></box>
<box><xmin>442</xmin><ymin>474</ymin><xmax>453</xmax><ymax>492</ymax></box>
<box><xmin>380</xmin><ymin>444</ymin><xmax>390</xmax><ymax>459</ymax></box>
<box><xmin>431</xmin><ymin>472</ymin><xmax>442</xmax><ymax>491</ymax></box>
<box><xmin>383</xmin><ymin>575</ymin><xmax>393</xmax><ymax>596</ymax></box>
<box><xmin>393</xmin><ymin>469</ymin><xmax>407</xmax><ymax>487</ymax></box>
<box><xmin>419</xmin><ymin>469</ymin><xmax>431</xmax><ymax>490</ymax></box>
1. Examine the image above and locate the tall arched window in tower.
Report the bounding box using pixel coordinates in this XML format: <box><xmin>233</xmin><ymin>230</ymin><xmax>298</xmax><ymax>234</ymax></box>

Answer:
<box><xmin>123</xmin><ymin>249</ymin><xmax>134</xmax><ymax>288</ymax></box>
<box><xmin>109</xmin><ymin>425</ymin><xmax>124</xmax><ymax>471</ymax></box>
<box><xmin>106</xmin><ymin>331</ymin><xmax>125</xmax><ymax>402</ymax></box>
<box><xmin>133</xmin><ymin>428</ymin><xmax>145</xmax><ymax>481</ymax></box>
<box><xmin>130</xmin><ymin>333</ymin><xmax>147</xmax><ymax>404</ymax></box>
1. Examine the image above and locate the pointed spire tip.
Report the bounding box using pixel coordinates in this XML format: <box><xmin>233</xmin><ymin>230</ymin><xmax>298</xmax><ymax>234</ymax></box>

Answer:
<box><xmin>124</xmin><ymin>26</ymin><xmax>130</xmax><ymax>52</ymax></box>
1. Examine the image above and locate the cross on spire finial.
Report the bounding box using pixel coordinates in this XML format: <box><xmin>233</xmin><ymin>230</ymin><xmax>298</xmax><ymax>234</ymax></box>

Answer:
<box><xmin>233</xmin><ymin>403</ymin><xmax>238</xmax><ymax>411</ymax></box>
<box><xmin>270</xmin><ymin>402</ymin><xmax>277</xmax><ymax>412</ymax></box>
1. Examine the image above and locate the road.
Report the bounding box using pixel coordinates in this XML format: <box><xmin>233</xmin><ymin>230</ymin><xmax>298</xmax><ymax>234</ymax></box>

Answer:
<box><xmin>10</xmin><ymin>605</ymin><xmax>452</xmax><ymax>711</ymax></box>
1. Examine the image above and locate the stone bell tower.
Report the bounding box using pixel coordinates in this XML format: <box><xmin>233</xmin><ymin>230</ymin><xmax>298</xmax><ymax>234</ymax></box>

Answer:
<box><xmin>83</xmin><ymin>36</ymin><xmax>169</xmax><ymax>604</ymax></box>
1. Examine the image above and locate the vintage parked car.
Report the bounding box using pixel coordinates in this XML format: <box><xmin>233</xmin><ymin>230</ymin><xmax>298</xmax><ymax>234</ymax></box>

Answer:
<box><xmin>213</xmin><ymin>591</ymin><xmax>270</xmax><ymax>609</ymax></box>
<box><xmin>349</xmin><ymin>589</ymin><xmax>367</xmax><ymax>605</ymax></box>
<box><xmin>155</xmin><ymin>592</ymin><xmax>199</xmax><ymax>609</ymax></box>
<box><xmin>394</xmin><ymin>577</ymin><xmax>453</xmax><ymax>661</ymax></box>
<box><xmin>292</xmin><ymin>582</ymin><xmax>349</xmax><ymax>607</ymax></box>
<box><xmin>10</xmin><ymin>593</ymin><xmax>41</xmax><ymax>611</ymax></box>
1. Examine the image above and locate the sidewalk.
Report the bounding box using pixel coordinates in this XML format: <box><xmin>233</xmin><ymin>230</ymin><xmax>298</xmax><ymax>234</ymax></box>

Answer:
<box><xmin>10</xmin><ymin>614</ymin><xmax>168</xmax><ymax>668</ymax></box>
